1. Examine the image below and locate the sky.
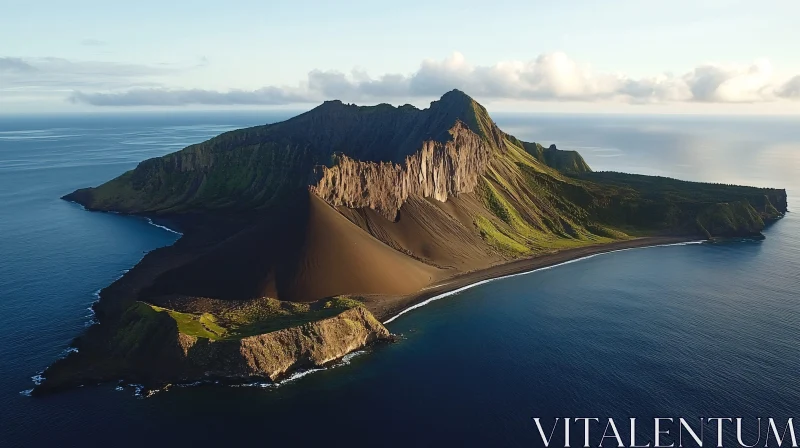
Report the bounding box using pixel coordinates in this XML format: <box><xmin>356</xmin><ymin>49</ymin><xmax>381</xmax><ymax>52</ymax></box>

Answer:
<box><xmin>2</xmin><ymin>0</ymin><xmax>800</xmax><ymax>114</ymax></box>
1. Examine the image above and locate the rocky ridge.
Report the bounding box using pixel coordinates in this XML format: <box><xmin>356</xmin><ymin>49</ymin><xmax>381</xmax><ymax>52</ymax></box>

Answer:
<box><xmin>311</xmin><ymin>120</ymin><xmax>494</xmax><ymax>220</ymax></box>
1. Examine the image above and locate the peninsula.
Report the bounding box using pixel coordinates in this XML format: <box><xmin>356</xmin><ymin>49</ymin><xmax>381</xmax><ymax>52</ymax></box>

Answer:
<box><xmin>35</xmin><ymin>90</ymin><xmax>787</xmax><ymax>395</ymax></box>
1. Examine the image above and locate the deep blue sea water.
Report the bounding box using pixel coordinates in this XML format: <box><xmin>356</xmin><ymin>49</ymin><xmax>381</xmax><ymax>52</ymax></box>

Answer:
<box><xmin>1</xmin><ymin>112</ymin><xmax>798</xmax><ymax>447</ymax></box>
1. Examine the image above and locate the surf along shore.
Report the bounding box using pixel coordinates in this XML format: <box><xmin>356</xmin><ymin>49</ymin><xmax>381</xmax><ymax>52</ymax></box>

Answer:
<box><xmin>363</xmin><ymin>236</ymin><xmax>698</xmax><ymax>324</ymax></box>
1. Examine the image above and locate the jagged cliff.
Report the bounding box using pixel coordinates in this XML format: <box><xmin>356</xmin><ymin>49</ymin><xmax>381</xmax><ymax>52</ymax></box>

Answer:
<box><xmin>312</xmin><ymin>121</ymin><xmax>493</xmax><ymax>220</ymax></box>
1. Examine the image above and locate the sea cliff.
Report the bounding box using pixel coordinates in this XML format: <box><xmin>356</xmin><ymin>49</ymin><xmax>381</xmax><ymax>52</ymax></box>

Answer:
<box><xmin>34</xmin><ymin>304</ymin><xmax>391</xmax><ymax>395</ymax></box>
<box><xmin>176</xmin><ymin>306</ymin><xmax>389</xmax><ymax>380</ymax></box>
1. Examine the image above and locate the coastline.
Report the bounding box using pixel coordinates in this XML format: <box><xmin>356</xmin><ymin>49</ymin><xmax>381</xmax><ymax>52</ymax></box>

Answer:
<box><xmin>39</xmin><ymin>201</ymin><xmax>781</xmax><ymax>395</ymax></box>
<box><xmin>363</xmin><ymin>236</ymin><xmax>701</xmax><ymax>323</ymax></box>
<box><xmin>30</xmin><ymin>233</ymin><xmax>687</xmax><ymax>396</ymax></box>
<box><xmin>66</xmin><ymin>198</ymin><xmax>185</xmax><ymax>236</ymax></box>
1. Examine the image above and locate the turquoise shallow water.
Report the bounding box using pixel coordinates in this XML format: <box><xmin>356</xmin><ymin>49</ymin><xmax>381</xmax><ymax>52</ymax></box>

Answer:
<box><xmin>0</xmin><ymin>112</ymin><xmax>798</xmax><ymax>446</ymax></box>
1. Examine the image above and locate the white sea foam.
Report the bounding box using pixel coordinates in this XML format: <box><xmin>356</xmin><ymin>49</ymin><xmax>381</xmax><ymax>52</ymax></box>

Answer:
<box><xmin>339</xmin><ymin>350</ymin><xmax>366</xmax><ymax>365</ymax></box>
<box><xmin>239</xmin><ymin>349</ymin><xmax>366</xmax><ymax>388</ymax></box>
<box><xmin>65</xmin><ymin>199</ymin><xmax>87</xmax><ymax>211</ymax></box>
<box><xmin>260</xmin><ymin>367</ymin><xmax>328</xmax><ymax>387</ymax></box>
<box><xmin>383</xmin><ymin>240</ymin><xmax>705</xmax><ymax>324</ymax></box>
<box><xmin>131</xmin><ymin>384</ymin><xmax>145</xmax><ymax>398</ymax></box>
<box><xmin>79</xmin><ymin>346</ymin><xmax>369</xmax><ymax>398</ymax></box>
<box><xmin>175</xmin><ymin>380</ymin><xmax>206</xmax><ymax>388</ymax></box>
<box><xmin>232</xmin><ymin>381</ymin><xmax>275</xmax><ymax>389</ymax></box>
<box><xmin>113</xmin><ymin>382</ymin><xmax>151</xmax><ymax>397</ymax></box>
<box><xmin>145</xmin><ymin>218</ymin><xmax>183</xmax><ymax>236</ymax></box>
<box><xmin>68</xmin><ymin>200</ymin><xmax>182</xmax><ymax>236</ymax></box>
<box><xmin>31</xmin><ymin>373</ymin><xmax>44</xmax><ymax>385</ymax></box>
<box><xmin>23</xmin><ymin>371</ymin><xmax>55</xmax><ymax>395</ymax></box>
<box><xmin>60</xmin><ymin>347</ymin><xmax>79</xmax><ymax>357</ymax></box>
<box><xmin>83</xmin><ymin>289</ymin><xmax>101</xmax><ymax>326</ymax></box>
<box><xmin>151</xmin><ymin>350</ymin><xmax>368</xmax><ymax>394</ymax></box>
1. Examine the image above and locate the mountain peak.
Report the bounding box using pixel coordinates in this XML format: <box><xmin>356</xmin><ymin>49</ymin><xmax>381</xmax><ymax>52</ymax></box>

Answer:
<box><xmin>431</xmin><ymin>89</ymin><xmax>479</xmax><ymax>113</ymax></box>
<box><xmin>438</xmin><ymin>88</ymin><xmax>474</xmax><ymax>103</ymax></box>
<box><xmin>427</xmin><ymin>89</ymin><xmax>494</xmax><ymax>142</ymax></box>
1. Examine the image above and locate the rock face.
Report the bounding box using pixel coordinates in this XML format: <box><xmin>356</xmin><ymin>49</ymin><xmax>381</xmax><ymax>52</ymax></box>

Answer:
<box><xmin>311</xmin><ymin>121</ymin><xmax>493</xmax><ymax>220</ymax></box>
<box><xmin>34</xmin><ymin>306</ymin><xmax>391</xmax><ymax>394</ymax></box>
<box><xmin>529</xmin><ymin>143</ymin><xmax>592</xmax><ymax>174</ymax></box>
<box><xmin>696</xmin><ymin>198</ymin><xmax>784</xmax><ymax>238</ymax></box>
<box><xmin>175</xmin><ymin>307</ymin><xmax>390</xmax><ymax>381</ymax></box>
<box><xmin>768</xmin><ymin>190</ymin><xmax>789</xmax><ymax>214</ymax></box>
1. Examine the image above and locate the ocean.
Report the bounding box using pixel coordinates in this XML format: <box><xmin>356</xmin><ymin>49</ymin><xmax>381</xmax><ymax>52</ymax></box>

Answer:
<box><xmin>0</xmin><ymin>111</ymin><xmax>798</xmax><ymax>446</ymax></box>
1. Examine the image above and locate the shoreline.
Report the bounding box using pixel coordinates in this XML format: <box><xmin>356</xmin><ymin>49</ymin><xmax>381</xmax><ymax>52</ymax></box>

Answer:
<box><xmin>66</xmin><ymin>198</ymin><xmax>185</xmax><ymax>236</ymax></box>
<box><xmin>363</xmin><ymin>236</ymin><xmax>702</xmax><ymax>323</ymax></box>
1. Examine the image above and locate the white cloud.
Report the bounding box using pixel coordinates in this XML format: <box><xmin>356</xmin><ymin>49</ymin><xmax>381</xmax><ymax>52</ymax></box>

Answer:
<box><xmin>777</xmin><ymin>75</ymin><xmax>800</xmax><ymax>99</ymax></box>
<box><xmin>684</xmin><ymin>59</ymin><xmax>776</xmax><ymax>102</ymax></box>
<box><xmin>0</xmin><ymin>57</ymin><xmax>175</xmax><ymax>93</ymax></box>
<box><xmin>69</xmin><ymin>87</ymin><xmax>309</xmax><ymax>106</ymax></box>
<box><xmin>8</xmin><ymin>52</ymin><xmax>800</xmax><ymax>107</ymax></box>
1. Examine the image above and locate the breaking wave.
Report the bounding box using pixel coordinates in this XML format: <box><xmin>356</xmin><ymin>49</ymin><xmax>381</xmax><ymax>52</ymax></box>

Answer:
<box><xmin>114</xmin><ymin>350</ymin><xmax>369</xmax><ymax>397</ymax></box>
<box><xmin>144</xmin><ymin>218</ymin><xmax>183</xmax><ymax>236</ymax></box>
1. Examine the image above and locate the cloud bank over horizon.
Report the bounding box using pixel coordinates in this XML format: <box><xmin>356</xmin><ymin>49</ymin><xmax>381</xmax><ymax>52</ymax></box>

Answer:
<box><xmin>4</xmin><ymin>52</ymin><xmax>800</xmax><ymax>109</ymax></box>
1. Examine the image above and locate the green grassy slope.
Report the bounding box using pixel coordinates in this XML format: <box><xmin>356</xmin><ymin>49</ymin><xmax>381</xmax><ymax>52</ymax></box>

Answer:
<box><xmin>124</xmin><ymin>296</ymin><xmax>364</xmax><ymax>341</ymax></box>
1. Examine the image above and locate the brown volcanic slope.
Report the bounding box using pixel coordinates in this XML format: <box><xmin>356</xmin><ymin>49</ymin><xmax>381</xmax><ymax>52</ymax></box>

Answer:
<box><xmin>136</xmin><ymin>191</ymin><xmax>445</xmax><ymax>305</ymax></box>
<box><xmin>64</xmin><ymin>89</ymin><xmax>787</xmax><ymax>315</ymax></box>
<box><xmin>286</xmin><ymin>193</ymin><xmax>443</xmax><ymax>300</ymax></box>
<box><xmin>338</xmin><ymin>194</ymin><xmax>505</xmax><ymax>271</ymax></box>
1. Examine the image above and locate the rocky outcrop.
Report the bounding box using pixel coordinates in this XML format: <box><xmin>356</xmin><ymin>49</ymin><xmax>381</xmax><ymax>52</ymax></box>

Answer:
<box><xmin>175</xmin><ymin>307</ymin><xmax>390</xmax><ymax>380</ymax></box>
<box><xmin>696</xmin><ymin>198</ymin><xmax>785</xmax><ymax>238</ymax></box>
<box><xmin>311</xmin><ymin>121</ymin><xmax>493</xmax><ymax>220</ymax></box>
<box><xmin>521</xmin><ymin>141</ymin><xmax>592</xmax><ymax>174</ymax></box>
<box><xmin>34</xmin><ymin>306</ymin><xmax>391</xmax><ymax>395</ymax></box>
<box><xmin>766</xmin><ymin>190</ymin><xmax>789</xmax><ymax>215</ymax></box>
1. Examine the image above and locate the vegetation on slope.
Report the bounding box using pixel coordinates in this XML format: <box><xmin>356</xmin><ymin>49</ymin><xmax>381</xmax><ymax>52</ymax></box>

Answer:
<box><xmin>126</xmin><ymin>296</ymin><xmax>366</xmax><ymax>341</ymax></box>
<box><xmin>574</xmin><ymin>172</ymin><xmax>786</xmax><ymax>236</ymax></box>
<box><xmin>468</xmin><ymin>134</ymin><xmax>621</xmax><ymax>256</ymax></box>
<box><xmin>474</xmin><ymin>215</ymin><xmax>531</xmax><ymax>256</ymax></box>
<box><xmin>469</xmin><ymin>128</ymin><xmax>784</xmax><ymax>255</ymax></box>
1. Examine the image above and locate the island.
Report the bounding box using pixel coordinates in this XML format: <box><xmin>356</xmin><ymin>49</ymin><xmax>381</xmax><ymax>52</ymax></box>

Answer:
<box><xmin>34</xmin><ymin>90</ymin><xmax>787</xmax><ymax>395</ymax></box>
